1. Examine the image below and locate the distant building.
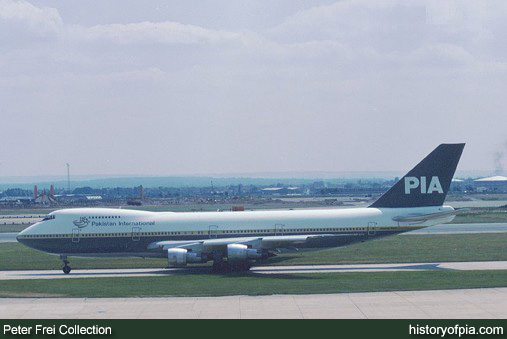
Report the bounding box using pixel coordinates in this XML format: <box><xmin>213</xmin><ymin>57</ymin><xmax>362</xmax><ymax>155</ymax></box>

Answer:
<box><xmin>35</xmin><ymin>190</ymin><xmax>56</xmax><ymax>205</ymax></box>
<box><xmin>474</xmin><ymin>176</ymin><xmax>507</xmax><ymax>192</ymax></box>
<box><xmin>261</xmin><ymin>187</ymin><xmax>302</xmax><ymax>196</ymax></box>
<box><xmin>450</xmin><ymin>178</ymin><xmax>464</xmax><ymax>192</ymax></box>
<box><xmin>0</xmin><ymin>197</ymin><xmax>33</xmax><ymax>205</ymax></box>
<box><xmin>55</xmin><ymin>194</ymin><xmax>102</xmax><ymax>204</ymax></box>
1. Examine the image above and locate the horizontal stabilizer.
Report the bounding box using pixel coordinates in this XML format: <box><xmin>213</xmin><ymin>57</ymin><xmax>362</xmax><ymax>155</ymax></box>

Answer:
<box><xmin>392</xmin><ymin>208</ymin><xmax>468</xmax><ymax>223</ymax></box>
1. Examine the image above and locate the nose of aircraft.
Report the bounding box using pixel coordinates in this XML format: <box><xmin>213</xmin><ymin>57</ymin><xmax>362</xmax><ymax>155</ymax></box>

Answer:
<box><xmin>16</xmin><ymin>222</ymin><xmax>36</xmax><ymax>243</ymax></box>
<box><xmin>16</xmin><ymin>227</ymin><xmax>27</xmax><ymax>243</ymax></box>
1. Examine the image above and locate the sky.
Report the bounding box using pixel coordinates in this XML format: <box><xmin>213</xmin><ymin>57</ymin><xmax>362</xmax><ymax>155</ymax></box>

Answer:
<box><xmin>1</xmin><ymin>0</ymin><xmax>507</xmax><ymax>178</ymax></box>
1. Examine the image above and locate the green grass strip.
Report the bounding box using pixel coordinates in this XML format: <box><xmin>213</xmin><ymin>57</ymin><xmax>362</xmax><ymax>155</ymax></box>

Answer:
<box><xmin>0</xmin><ymin>270</ymin><xmax>506</xmax><ymax>298</ymax></box>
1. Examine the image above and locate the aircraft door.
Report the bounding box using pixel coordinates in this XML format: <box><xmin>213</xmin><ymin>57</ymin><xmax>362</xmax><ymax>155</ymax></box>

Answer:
<box><xmin>72</xmin><ymin>229</ymin><xmax>80</xmax><ymax>243</ymax></box>
<box><xmin>209</xmin><ymin>225</ymin><xmax>218</xmax><ymax>239</ymax></box>
<box><xmin>132</xmin><ymin>227</ymin><xmax>141</xmax><ymax>241</ymax></box>
<box><xmin>275</xmin><ymin>224</ymin><xmax>284</xmax><ymax>236</ymax></box>
<box><xmin>367</xmin><ymin>222</ymin><xmax>377</xmax><ymax>236</ymax></box>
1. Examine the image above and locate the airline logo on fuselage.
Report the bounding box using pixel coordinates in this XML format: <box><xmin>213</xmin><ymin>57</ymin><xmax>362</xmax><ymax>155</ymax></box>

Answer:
<box><xmin>404</xmin><ymin>176</ymin><xmax>443</xmax><ymax>194</ymax></box>
<box><xmin>73</xmin><ymin>217</ymin><xmax>90</xmax><ymax>228</ymax></box>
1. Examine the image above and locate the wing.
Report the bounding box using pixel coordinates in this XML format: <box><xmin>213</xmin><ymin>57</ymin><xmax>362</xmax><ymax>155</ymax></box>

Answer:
<box><xmin>147</xmin><ymin>234</ymin><xmax>336</xmax><ymax>254</ymax></box>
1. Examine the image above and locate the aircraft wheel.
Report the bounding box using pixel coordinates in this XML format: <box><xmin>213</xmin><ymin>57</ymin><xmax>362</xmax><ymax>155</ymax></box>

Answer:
<box><xmin>212</xmin><ymin>261</ymin><xmax>229</xmax><ymax>273</ymax></box>
<box><xmin>231</xmin><ymin>262</ymin><xmax>251</xmax><ymax>272</ymax></box>
<box><xmin>63</xmin><ymin>265</ymin><xmax>71</xmax><ymax>274</ymax></box>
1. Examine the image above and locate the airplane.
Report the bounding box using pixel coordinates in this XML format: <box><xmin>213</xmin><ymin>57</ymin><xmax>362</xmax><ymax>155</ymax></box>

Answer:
<box><xmin>17</xmin><ymin>143</ymin><xmax>465</xmax><ymax>274</ymax></box>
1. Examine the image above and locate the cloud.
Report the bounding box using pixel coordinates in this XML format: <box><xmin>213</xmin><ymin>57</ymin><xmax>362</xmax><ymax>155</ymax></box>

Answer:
<box><xmin>0</xmin><ymin>0</ymin><xmax>254</xmax><ymax>50</ymax></box>
<box><xmin>0</xmin><ymin>0</ymin><xmax>63</xmax><ymax>39</ymax></box>
<box><xmin>270</xmin><ymin>0</ymin><xmax>507</xmax><ymax>55</ymax></box>
<box><xmin>1</xmin><ymin>0</ymin><xmax>507</xmax><ymax>175</ymax></box>
<box><xmin>72</xmin><ymin>21</ymin><xmax>244</xmax><ymax>46</ymax></box>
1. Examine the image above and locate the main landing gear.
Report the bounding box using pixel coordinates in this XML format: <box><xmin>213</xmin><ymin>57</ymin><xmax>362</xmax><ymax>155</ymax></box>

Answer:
<box><xmin>60</xmin><ymin>255</ymin><xmax>72</xmax><ymax>274</ymax></box>
<box><xmin>212</xmin><ymin>260</ymin><xmax>252</xmax><ymax>273</ymax></box>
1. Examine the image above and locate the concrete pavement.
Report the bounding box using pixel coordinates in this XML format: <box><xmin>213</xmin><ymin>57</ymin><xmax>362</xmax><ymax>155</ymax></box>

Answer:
<box><xmin>2</xmin><ymin>288</ymin><xmax>507</xmax><ymax>318</ymax></box>
<box><xmin>404</xmin><ymin>223</ymin><xmax>507</xmax><ymax>235</ymax></box>
<box><xmin>252</xmin><ymin>261</ymin><xmax>507</xmax><ymax>274</ymax></box>
<box><xmin>1</xmin><ymin>261</ymin><xmax>506</xmax><ymax>280</ymax></box>
<box><xmin>0</xmin><ymin>233</ymin><xmax>18</xmax><ymax>243</ymax></box>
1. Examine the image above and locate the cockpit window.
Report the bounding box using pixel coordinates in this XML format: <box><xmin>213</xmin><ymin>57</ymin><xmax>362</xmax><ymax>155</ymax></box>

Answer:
<box><xmin>42</xmin><ymin>215</ymin><xmax>56</xmax><ymax>221</ymax></box>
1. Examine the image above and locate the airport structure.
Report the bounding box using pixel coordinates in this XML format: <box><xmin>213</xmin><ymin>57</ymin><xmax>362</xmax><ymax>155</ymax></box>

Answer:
<box><xmin>1</xmin><ymin>175</ymin><xmax>506</xmax><ymax>209</ymax></box>
<box><xmin>473</xmin><ymin>175</ymin><xmax>507</xmax><ymax>192</ymax></box>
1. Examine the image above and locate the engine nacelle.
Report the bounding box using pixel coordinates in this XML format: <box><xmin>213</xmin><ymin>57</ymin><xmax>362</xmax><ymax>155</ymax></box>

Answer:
<box><xmin>227</xmin><ymin>244</ymin><xmax>262</xmax><ymax>261</ymax></box>
<box><xmin>167</xmin><ymin>248</ymin><xmax>207</xmax><ymax>267</ymax></box>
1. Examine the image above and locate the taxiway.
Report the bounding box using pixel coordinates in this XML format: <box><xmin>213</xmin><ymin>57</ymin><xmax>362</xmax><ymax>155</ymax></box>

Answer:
<box><xmin>0</xmin><ymin>233</ymin><xmax>18</xmax><ymax>243</ymax></box>
<box><xmin>2</xmin><ymin>288</ymin><xmax>506</xmax><ymax>318</ymax></box>
<box><xmin>0</xmin><ymin>261</ymin><xmax>506</xmax><ymax>280</ymax></box>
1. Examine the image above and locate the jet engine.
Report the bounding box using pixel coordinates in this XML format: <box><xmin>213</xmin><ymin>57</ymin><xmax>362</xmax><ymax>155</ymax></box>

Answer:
<box><xmin>227</xmin><ymin>244</ymin><xmax>263</xmax><ymax>261</ymax></box>
<box><xmin>167</xmin><ymin>248</ymin><xmax>207</xmax><ymax>267</ymax></box>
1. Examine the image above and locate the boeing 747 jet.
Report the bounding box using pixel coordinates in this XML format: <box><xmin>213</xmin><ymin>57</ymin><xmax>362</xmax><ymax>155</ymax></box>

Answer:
<box><xmin>17</xmin><ymin>143</ymin><xmax>465</xmax><ymax>273</ymax></box>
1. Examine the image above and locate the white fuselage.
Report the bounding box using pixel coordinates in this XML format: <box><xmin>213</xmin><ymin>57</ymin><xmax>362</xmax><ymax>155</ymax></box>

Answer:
<box><xmin>17</xmin><ymin>205</ymin><xmax>455</xmax><ymax>257</ymax></box>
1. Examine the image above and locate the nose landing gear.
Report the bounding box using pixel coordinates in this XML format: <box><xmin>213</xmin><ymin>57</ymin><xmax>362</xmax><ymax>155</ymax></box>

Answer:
<box><xmin>60</xmin><ymin>255</ymin><xmax>72</xmax><ymax>274</ymax></box>
<box><xmin>211</xmin><ymin>260</ymin><xmax>252</xmax><ymax>273</ymax></box>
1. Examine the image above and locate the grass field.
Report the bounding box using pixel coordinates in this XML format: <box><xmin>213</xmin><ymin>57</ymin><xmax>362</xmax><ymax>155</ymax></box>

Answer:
<box><xmin>0</xmin><ymin>243</ymin><xmax>167</xmax><ymax>270</ymax></box>
<box><xmin>1</xmin><ymin>233</ymin><xmax>507</xmax><ymax>271</ymax></box>
<box><xmin>451</xmin><ymin>209</ymin><xmax>507</xmax><ymax>224</ymax></box>
<box><xmin>263</xmin><ymin>233</ymin><xmax>507</xmax><ymax>265</ymax></box>
<box><xmin>0</xmin><ymin>224</ymin><xmax>29</xmax><ymax>233</ymax></box>
<box><xmin>0</xmin><ymin>270</ymin><xmax>506</xmax><ymax>298</ymax></box>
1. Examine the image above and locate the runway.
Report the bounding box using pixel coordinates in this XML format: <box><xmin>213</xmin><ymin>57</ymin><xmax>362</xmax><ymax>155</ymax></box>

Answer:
<box><xmin>2</xmin><ymin>288</ymin><xmax>507</xmax><ymax>318</ymax></box>
<box><xmin>0</xmin><ymin>233</ymin><xmax>18</xmax><ymax>243</ymax></box>
<box><xmin>252</xmin><ymin>261</ymin><xmax>507</xmax><ymax>274</ymax></box>
<box><xmin>404</xmin><ymin>223</ymin><xmax>507</xmax><ymax>235</ymax></box>
<box><xmin>1</xmin><ymin>261</ymin><xmax>506</xmax><ymax>280</ymax></box>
